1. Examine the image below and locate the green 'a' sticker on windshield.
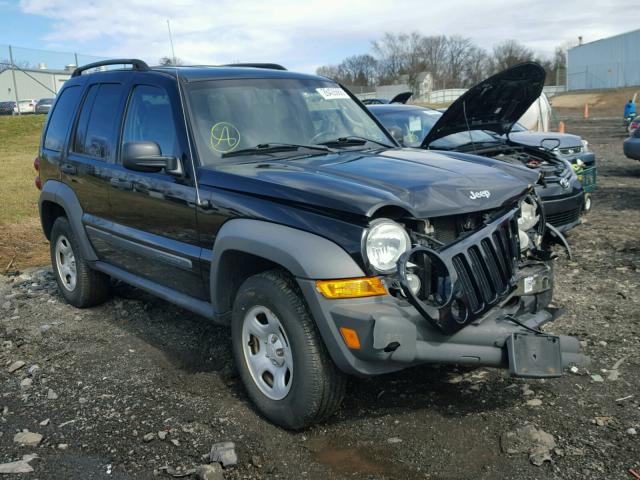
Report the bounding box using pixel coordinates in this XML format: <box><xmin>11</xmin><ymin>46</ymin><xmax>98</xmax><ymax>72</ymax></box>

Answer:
<box><xmin>210</xmin><ymin>122</ymin><xmax>241</xmax><ymax>153</ymax></box>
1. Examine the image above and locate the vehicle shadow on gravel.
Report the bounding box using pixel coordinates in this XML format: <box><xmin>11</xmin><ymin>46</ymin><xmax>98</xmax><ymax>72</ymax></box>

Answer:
<box><xmin>88</xmin><ymin>282</ymin><xmax>520</xmax><ymax>424</ymax></box>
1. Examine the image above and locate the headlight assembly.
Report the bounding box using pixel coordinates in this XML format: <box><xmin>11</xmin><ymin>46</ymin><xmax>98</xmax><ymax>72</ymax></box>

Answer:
<box><xmin>365</xmin><ymin>220</ymin><xmax>411</xmax><ymax>273</ymax></box>
<box><xmin>581</xmin><ymin>139</ymin><xmax>589</xmax><ymax>152</ymax></box>
<box><xmin>518</xmin><ymin>195</ymin><xmax>544</xmax><ymax>252</ymax></box>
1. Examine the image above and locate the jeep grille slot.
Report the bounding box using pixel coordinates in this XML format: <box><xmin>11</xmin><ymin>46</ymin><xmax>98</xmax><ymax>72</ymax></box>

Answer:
<box><xmin>452</xmin><ymin>217</ymin><xmax>519</xmax><ymax>314</ymax></box>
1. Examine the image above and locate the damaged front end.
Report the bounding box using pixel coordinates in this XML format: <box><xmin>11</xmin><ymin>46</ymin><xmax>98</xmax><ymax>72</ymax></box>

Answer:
<box><xmin>306</xmin><ymin>194</ymin><xmax>588</xmax><ymax>378</ymax></box>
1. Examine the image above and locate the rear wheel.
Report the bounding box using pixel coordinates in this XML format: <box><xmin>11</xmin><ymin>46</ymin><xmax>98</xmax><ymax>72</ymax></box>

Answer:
<box><xmin>231</xmin><ymin>269</ymin><xmax>346</xmax><ymax>429</ymax></box>
<box><xmin>50</xmin><ymin>216</ymin><xmax>111</xmax><ymax>307</ymax></box>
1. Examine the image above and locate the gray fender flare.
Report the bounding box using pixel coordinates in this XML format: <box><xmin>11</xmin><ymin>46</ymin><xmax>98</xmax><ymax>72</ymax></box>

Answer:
<box><xmin>39</xmin><ymin>180</ymin><xmax>98</xmax><ymax>261</ymax></box>
<box><xmin>209</xmin><ymin>219</ymin><xmax>364</xmax><ymax>313</ymax></box>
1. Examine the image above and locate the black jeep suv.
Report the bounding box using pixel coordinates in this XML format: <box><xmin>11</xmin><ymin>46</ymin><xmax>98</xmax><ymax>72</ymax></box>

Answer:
<box><xmin>36</xmin><ymin>59</ymin><xmax>584</xmax><ymax>429</ymax></box>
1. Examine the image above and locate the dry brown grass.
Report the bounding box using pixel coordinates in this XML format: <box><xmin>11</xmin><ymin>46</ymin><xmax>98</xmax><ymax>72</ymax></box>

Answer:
<box><xmin>0</xmin><ymin>115</ymin><xmax>48</xmax><ymax>272</ymax></box>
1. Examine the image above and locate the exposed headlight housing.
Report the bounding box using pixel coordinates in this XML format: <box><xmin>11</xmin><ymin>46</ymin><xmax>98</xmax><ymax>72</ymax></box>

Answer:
<box><xmin>518</xmin><ymin>196</ymin><xmax>544</xmax><ymax>252</ymax></box>
<box><xmin>365</xmin><ymin>220</ymin><xmax>411</xmax><ymax>273</ymax></box>
<box><xmin>581</xmin><ymin>139</ymin><xmax>589</xmax><ymax>152</ymax></box>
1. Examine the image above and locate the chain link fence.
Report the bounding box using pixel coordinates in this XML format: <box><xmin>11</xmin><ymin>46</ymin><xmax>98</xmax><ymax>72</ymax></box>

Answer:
<box><xmin>0</xmin><ymin>44</ymin><xmax>106</xmax><ymax>111</ymax></box>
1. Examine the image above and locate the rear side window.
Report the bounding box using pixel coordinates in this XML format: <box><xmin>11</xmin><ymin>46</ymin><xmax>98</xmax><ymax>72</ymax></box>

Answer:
<box><xmin>43</xmin><ymin>86</ymin><xmax>81</xmax><ymax>151</ymax></box>
<box><xmin>73</xmin><ymin>83</ymin><xmax>124</xmax><ymax>161</ymax></box>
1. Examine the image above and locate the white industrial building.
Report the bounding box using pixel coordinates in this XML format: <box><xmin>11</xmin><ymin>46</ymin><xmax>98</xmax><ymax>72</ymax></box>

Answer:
<box><xmin>567</xmin><ymin>29</ymin><xmax>640</xmax><ymax>90</ymax></box>
<box><xmin>0</xmin><ymin>66</ymin><xmax>72</xmax><ymax>102</ymax></box>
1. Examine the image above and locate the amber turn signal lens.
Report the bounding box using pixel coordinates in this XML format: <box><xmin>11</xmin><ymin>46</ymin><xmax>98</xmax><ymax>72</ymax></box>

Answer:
<box><xmin>315</xmin><ymin>277</ymin><xmax>386</xmax><ymax>299</ymax></box>
<box><xmin>339</xmin><ymin>327</ymin><xmax>361</xmax><ymax>350</ymax></box>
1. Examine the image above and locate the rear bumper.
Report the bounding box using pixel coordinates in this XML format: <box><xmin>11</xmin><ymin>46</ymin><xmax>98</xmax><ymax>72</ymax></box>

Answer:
<box><xmin>298</xmin><ymin>279</ymin><xmax>587</xmax><ymax>377</ymax></box>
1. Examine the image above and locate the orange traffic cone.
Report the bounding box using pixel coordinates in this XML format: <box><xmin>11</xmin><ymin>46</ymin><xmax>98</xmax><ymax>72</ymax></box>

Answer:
<box><xmin>583</xmin><ymin>103</ymin><xmax>589</xmax><ymax>119</ymax></box>
<box><xmin>558</xmin><ymin>121</ymin><xmax>565</xmax><ymax>133</ymax></box>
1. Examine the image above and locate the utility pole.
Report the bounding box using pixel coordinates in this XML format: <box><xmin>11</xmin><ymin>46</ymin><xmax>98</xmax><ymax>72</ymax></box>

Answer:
<box><xmin>8</xmin><ymin>45</ymin><xmax>21</xmax><ymax>115</ymax></box>
<box><xmin>167</xmin><ymin>19</ymin><xmax>176</xmax><ymax>65</ymax></box>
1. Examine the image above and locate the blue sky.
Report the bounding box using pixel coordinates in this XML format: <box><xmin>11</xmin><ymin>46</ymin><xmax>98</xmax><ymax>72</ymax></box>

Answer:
<box><xmin>1</xmin><ymin>0</ymin><xmax>638</xmax><ymax>73</ymax></box>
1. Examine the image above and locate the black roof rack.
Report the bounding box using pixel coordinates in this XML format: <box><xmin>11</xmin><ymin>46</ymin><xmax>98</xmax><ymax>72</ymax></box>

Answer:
<box><xmin>221</xmin><ymin>63</ymin><xmax>287</xmax><ymax>71</ymax></box>
<box><xmin>72</xmin><ymin>59</ymin><xmax>150</xmax><ymax>77</ymax></box>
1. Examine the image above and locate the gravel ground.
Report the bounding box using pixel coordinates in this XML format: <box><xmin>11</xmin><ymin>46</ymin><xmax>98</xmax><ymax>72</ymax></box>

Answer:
<box><xmin>1</xmin><ymin>117</ymin><xmax>638</xmax><ymax>479</ymax></box>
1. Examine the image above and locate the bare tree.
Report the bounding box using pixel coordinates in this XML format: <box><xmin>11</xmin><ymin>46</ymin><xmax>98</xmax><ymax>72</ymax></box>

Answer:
<box><xmin>159</xmin><ymin>56</ymin><xmax>184</xmax><ymax>66</ymax></box>
<box><xmin>340</xmin><ymin>54</ymin><xmax>378</xmax><ymax>86</ymax></box>
<box><xmin>442</xmin><ymin>36</ymin><xmax>475</xmax><ymax>88</ymax></box>
<box><xmin>490</xmin><ymin>40</ymin><xmax>534</xmax><ymax>73</ymax></box>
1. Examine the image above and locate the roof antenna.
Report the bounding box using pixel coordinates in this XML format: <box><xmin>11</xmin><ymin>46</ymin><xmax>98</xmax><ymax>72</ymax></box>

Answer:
<box><xmin>462</xmin><ymin>100</ymin><xmax>477</xmax><ymax>155</ymax></box>
<box><xmin>175</xmin><ymin>67</ymin><xmax>205</xmax><ymax>207</ymax></box>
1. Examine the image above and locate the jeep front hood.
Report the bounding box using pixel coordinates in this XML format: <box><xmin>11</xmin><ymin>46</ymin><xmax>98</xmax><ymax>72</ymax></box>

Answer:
<box><xmin>422</xmin><ymin>63</ymin><xmax>546</xmax><ymax>148</ymax></box>
<box><xmin>200</xmin><ymin>149</ymin><xmax>537</xmax><ymax>218</ymax></box>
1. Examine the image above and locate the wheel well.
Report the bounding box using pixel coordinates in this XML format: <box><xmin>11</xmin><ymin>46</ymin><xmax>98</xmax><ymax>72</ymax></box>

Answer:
<box><xmin>214</xmin><ymin>250</ymin><xmax>285</xmax><ymax>315</ymax></box>
<box><xmin>40</xmin><ymin>201</ymin><xmax>67</xmax><ymax>240</ymax></box>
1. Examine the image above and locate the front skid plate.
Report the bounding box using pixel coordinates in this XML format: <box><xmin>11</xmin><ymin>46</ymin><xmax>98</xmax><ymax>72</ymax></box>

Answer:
<box><xmin>506</xmin><ymin>332</ymin><xmax>562</xmax><ymax>378</ymax></box>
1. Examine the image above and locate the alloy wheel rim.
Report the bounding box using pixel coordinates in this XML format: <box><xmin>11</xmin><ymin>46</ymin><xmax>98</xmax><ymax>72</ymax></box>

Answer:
<box><xmin>55</xmin><ymin>235</ymin><xmax>77</xmax><ymax>291</ymax></box>
<box><xmin>241</xmin><ymin>305</ymin><xmax>293</xmax><ymax>400</ymax></box>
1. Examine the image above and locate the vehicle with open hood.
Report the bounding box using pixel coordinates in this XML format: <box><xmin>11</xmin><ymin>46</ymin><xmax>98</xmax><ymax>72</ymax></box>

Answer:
<box><xmin>36</xmin><ymin>59</ymin><xmax>585</xmax><ymax>429</ymax></box>
<box><xmin>368</xmin><ymin>63</ymin><xmax>586</xmax><ymax>232</ymax></box>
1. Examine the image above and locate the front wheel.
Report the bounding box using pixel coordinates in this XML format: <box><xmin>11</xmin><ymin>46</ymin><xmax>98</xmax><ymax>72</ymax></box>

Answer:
<box><xmin>583</xmin><ymin>193</ymin><xmax>592</xmax><ymax>213</ymax></box>
<box><xmin>231</xmin><ymin>270</ymin><xmax>346</xmax><ymax>429</ymax></box>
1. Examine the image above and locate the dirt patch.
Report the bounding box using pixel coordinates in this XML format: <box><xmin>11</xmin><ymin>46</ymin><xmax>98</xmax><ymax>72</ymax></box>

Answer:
<box><xmin>0</xmin><ymin>217</ymin><xmax>49</xmax><ymax>272</ymax></box>
<box><xmin>0</xmin><ymin>117</ymin><xmax>639</xmax><ymax>479</ymax></box>
<box><xmin>551</xmin><ymin>87</ymin><xmax>640</xmax><ymax>117</ymax></box>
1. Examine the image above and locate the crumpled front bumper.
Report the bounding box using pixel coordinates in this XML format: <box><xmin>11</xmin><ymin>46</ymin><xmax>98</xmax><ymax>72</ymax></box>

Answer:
<box><xmin>297</xmin><ymin>279</ymin><xmax>588</xmax><ymax>378</ymax></box>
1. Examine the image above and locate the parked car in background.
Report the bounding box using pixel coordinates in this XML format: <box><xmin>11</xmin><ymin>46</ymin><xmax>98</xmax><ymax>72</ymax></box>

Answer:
<box><xmin>629</xmin><ymin>118</ymin><xmax>640</xmax><ymax>136</ymax></box>
<box><xmin>361</xmin><ymin>91</ymin><xmax>412</xmax><ymax>105</ymax></box>
<box><xmin>623</xmin><ymin>127</ymin><xmax>640</xmax><ymax>160</ymax></box>
<box><xmin>0</xmin><ymin>101</ymin><xmax>16</xmax><ymax>115</ymax></box>
<box><xmin>506</xmin><ymin>122</ymin><xmax>596</xmax><ymax>168</ymax></box>
<box><xmin>35</xmin><ymin>98</ymin><xmax>55</xmax><ymax>114</ymax></box>
<box><xmin>367</xmin><ymin>63</ymin><xmax>585</xmax><ymax>233</ymax></box>
<box><xmin>14</xmin><ymin>99</ymin><xmax>38</xmax><ymax>114</ymax></box>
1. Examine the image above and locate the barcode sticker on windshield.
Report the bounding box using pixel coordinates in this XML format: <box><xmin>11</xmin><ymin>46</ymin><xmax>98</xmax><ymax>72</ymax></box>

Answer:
<box><xmin>316</xmin><ymin>88</ymin><xmax>350</xmax><ymax>100</ymax></box>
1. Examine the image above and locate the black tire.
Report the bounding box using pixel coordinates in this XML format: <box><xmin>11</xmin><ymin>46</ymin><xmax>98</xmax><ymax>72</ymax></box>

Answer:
<box><xmin>231</xmin><ymin>269</ymin><xmax>347</xmax><ymax>429</ymax></box>
<box><xmin>50</xmin><ymin>216</ymin><xmax>111</xmax><ymax>308</ymax></box>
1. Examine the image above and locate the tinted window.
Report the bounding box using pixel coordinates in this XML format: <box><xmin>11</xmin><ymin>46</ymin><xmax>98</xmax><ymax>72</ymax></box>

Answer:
<box><xmin>122</xmin><ymin>85</ymin><xmax>179</xmax><ymax>158</ymax></box>
<box><xmin>74</xmin><ymin>83</ymin><xmax>123</xmax><ymax>161</ymax></box>
<box><xmin>43</xmin><ymin>86</ymin><xmax>81</xmax><ymax>151</ymax></box>
<box><xmin>73</xmin><ymin>84</ymin><xmax>99</xmax><ymax>155</ymax></box>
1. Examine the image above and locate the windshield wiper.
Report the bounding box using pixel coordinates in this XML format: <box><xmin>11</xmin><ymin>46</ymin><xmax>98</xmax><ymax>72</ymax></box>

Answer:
<box><xmin>317</xmin><ymin>136</ymin><xmax>393</xmax><ymax>148</ymax></box>
<box><xmin>222</xmin><ymin>143</ymin><xmax>333</xmax><ymax>158</ymax></box>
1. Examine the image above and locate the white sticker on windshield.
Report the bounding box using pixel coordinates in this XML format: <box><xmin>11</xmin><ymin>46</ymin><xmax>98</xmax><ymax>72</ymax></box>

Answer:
<box><xmin>409</xmin><ymin>116</ymin><xmax>422</xmax><ymax>132</ymax></box>
<box><xmin>316</xmin><ymin>87</ymin><xmax>350</xmax><ymax>100</ymax></box>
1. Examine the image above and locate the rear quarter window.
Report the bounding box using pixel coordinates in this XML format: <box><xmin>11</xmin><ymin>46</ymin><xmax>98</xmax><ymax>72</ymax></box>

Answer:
<box><xmin>43</xmin><ymin>86</ymin><xmax>81</xmax><ymax>152</ymax></box>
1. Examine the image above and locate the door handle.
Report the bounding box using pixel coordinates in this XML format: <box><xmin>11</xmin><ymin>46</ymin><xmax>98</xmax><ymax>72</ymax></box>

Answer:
<box><xmin>61</xmin><ymin>163</ymin><xmax>77</xmax><ymax>175</ymax></box>
<box><xmin>110</xmin><ymin>178</ymin><xmax>133</xmax><ymax>190</ymax></box>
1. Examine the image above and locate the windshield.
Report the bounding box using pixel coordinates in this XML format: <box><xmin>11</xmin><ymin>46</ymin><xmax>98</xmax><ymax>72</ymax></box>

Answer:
<box><xmin>374</xmin><ymin>107</ymin><xmax>499</xmax><ymax>149</ymax></box>
<box><xmin>186</xmin><ymin>77</ymin><xmax>391</xmax><ymax>165</ymax></box>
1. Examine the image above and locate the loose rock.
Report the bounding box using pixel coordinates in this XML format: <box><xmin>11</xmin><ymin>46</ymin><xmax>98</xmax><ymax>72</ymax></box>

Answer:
<box><xmin>13</xmin><ymin>431</ymin><xmax>43</xmax><ymax>446</ymax></box>
<box><xmin>526</xmin><ymin>399</ymin><xmax>543</xmax><ymax>407</ymax></box>
<box><xmin>143</xmin><ymin>432</ymin><xmax>155</xmax><ymax>443</ymax></box>
<box><xmin>0</xmin><ymin>455</ymin><xmax>37</xmax><ymax>474</ymax></box>
<box><xmin>501</xmin><ymin>424</ymin><xmax>556</xmax><ymax>467</ymax></box>
<box><xmin>46</xmin><ymin>388</ymin><xmax>58</xmax><ymax>400</ymax></box>
<box><xmin>209</xmin><ymin>441</ymin><xmax>237</xmax><ymax>468</ymax></box>
<box><xmin>8</xmin><ymin>360</ymin><xmax>26</xmax><ymax>373</ymax></box>
<box><xmin>627</xmin><ymin>427</ymin><xmax>637</xmax><ymax>436</ymax></box>
<box><xmin>158</xmin><ymin>430</ymin><xmax>168</xmax><ymax>440</ymax></box>
<box><xmin>196</xmin><ymin>464</ymin><xmax>224</xmax><ymax>480</ymax></box>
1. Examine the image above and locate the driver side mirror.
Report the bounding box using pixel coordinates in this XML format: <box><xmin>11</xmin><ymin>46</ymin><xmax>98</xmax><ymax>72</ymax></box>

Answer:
<box><xmin>122</xmin><ymin>141</ymin><xmax>178</xmax><ymax>172</ymax></box>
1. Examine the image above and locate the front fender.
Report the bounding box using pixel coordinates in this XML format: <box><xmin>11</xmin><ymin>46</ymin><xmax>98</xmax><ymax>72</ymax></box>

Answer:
<box><xmin>209</xmin><ymin>219</ymin><xmax>365</xmax><ymax>311</ymax></box>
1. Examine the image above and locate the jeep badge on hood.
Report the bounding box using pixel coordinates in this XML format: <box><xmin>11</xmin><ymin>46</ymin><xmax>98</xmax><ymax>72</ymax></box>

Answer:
<box><xmin>469</xmin><ymin>190</ymin><xmax>491</xmax><ymax>199</ymax></box>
